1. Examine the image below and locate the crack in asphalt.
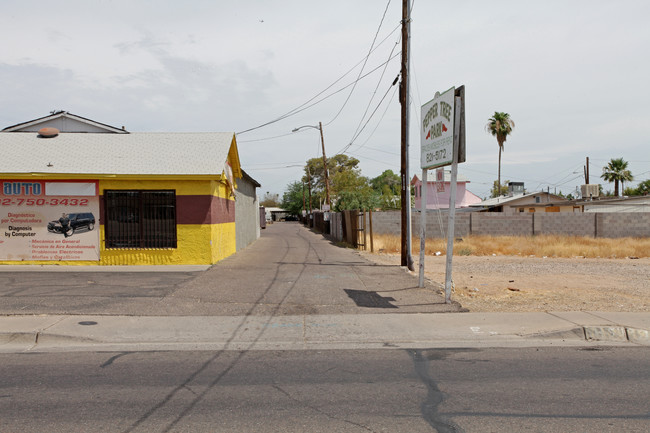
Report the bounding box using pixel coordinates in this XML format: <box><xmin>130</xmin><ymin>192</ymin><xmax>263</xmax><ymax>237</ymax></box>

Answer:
<box><xmin>408</xmin><ymin>349</ymin><xmax>465</xmax><ymax>433</ymax></box>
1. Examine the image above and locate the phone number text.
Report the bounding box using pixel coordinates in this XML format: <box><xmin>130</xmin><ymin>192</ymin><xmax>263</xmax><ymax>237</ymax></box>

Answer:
<box><xmin>0</xmin><ymin>198</ymin><xmax>90</xmax><ymax>206</ymax></box>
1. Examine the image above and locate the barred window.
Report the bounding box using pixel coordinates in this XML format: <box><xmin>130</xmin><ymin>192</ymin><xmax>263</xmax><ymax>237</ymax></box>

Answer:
<box><xmin>105</xmin><ymin>190</ymin><xmax>177</xmax><ymax>248</ymax></box>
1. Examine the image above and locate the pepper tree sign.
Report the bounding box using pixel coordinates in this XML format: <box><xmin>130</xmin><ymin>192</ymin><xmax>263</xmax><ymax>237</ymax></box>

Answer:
<box><xmin>421</xmin><ymin>87</ymin><xmax>455</xmax><ymax>169</ymax></box>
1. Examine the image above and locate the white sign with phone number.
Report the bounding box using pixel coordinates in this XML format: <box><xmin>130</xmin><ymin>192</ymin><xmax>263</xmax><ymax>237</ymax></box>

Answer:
<box><xmin>421</xmin><ymin>87</ymin><xmax>455</xmax><ymax>169</ymax></box>
<box><xmin>0</xmin><ymin>181</ymin><xmax>100</xmax><ymax>261</ymax></box>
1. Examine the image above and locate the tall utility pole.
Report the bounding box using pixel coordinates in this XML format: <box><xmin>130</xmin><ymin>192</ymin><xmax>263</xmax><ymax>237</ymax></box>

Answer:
<box><xmin>307</xmin><ymin>168</ymin><xmax>312</xmax><ymax>214</ymax></box>
<box><xmin>400</xmin><ymin>0</ymin><xmax>413</xmax><ymax>270</ymax></box>
<box><xmin>319</xmin><ymin>122</ymin><xmax>331</xmax><ymax>206</ymax></box>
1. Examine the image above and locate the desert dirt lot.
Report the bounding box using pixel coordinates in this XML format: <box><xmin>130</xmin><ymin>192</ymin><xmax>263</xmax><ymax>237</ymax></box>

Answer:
<box><xmin>360</xmin><ymin>252</ymin><xmax>650</xmax><ymax>312</ymax></box>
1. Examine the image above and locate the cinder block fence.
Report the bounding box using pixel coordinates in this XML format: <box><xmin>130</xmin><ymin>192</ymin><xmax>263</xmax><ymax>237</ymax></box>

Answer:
<box><xmin>321</xmin><ymin>210</ymin><xmax>650</xmax><ymax>242</ymax></box>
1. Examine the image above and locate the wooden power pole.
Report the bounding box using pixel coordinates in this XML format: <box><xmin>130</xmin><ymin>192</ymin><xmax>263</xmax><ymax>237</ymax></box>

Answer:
<box><xmin>319</xmin><ymin>121</ymin><xmax>331</xmax><ymax>206</ymax></box>
<box><xmin>400</xmin><ymin>0</ymin><xmax>413</xmax><ymax>270</ymax></box>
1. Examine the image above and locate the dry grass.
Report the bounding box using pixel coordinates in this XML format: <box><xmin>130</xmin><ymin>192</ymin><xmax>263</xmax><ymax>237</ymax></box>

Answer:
<box><xmin>370</xmin><ymin>233</ymin><xmax>650</xmax><ymax>258</ymax></box>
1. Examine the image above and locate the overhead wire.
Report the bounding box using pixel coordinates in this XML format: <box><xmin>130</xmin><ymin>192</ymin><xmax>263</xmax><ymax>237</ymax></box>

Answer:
<box><xmin>237</xmin><ymin>132</ymin><xmax>295</xmax><ymax>143</ymax></box>
<box><xmin>236</xmin><ymin>22</ymin><xmax>401</xmax><ymax>136</ymax></box>
<box><xmin>347</xmin><ymin>1</ymin><xmax>399</xmax><ymax>142</ymax></box>
<box><xmin>338</xmin><ymin>79</ymin><xmax>398</xmax><ymax>156</ymax></box>
<box><xmin>236</xmin><ymin>52</ymin><xmax>401</xmax><ymax>136</ymax></box>
<box><xmin>324</xmin><ymin>0</ymin><xmax>393</xmax><ymax>127</ymax></box>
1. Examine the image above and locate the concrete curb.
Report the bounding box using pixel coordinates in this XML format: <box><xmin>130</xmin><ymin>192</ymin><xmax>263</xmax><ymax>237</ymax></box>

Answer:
<box><xmin>530</xmin><ymin>326</ymin><xmax>649</xmax><ymax>344</ymax></box>
<box><xmin>1</xmin><ymin>312</ymin><xmax>648</xmax><ymax>352</ymax></box>
<box><xmin>0</xmin><ymin>265</ymin><xmax>210</xmax><ymax>272</ymax></box>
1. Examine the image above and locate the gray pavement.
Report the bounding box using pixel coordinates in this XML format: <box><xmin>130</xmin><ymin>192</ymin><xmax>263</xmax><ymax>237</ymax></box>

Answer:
<box><xmin>1</xmin><ymin>311</ymin><xmax>648</xmax><ymax>353</ymax></box>
<box><xmin>0</xmin><ymin>221</ymin><xmax>460</xmax><ymax>316</ymax></box>
<box><xmin>0</xmin><ymin>222</ymin><xmax>648</xmax><ymax>351</ymax></box>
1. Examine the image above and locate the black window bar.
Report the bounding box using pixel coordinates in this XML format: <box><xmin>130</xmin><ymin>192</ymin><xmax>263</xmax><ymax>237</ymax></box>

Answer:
<box><xmin>105</xmin><ymin>190</ymin><xmax>177</xmax><ymax>249</ymax></box>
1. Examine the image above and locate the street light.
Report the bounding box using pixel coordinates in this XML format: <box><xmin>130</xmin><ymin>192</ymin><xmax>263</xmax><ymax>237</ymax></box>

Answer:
<box><xmin>292</xmin><ymin>122</ymin><xmax>331</xmax><ymax>207</ymax></box>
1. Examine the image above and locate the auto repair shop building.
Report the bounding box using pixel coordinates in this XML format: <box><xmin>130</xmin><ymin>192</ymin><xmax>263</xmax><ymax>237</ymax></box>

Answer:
<box><xmin>0</xmin><ymin>111</ymin><xmax>257</xmax><ymax>266</ymax></box>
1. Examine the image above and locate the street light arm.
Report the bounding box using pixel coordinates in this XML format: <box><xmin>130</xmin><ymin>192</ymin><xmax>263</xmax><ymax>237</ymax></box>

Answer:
<box><xmin>292</xmin><ymin>125</ymin><xmax>319</xmax><ymax>132</ymax></box>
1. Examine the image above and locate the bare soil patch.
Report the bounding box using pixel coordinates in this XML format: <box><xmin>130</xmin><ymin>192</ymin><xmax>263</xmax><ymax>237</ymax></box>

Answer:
<box><xmin>360</xmin><ymin>252</ymin><xmax>650</xmax><ymax>312</ymax></box>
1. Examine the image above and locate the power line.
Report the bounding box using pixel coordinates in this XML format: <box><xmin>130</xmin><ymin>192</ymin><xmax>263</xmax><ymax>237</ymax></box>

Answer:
<box><xmin>237</xmin><ymin>132</ymin><xmax>295</xmax><ymax>143</ymax></box>
<box><xmin>346</xmin><ymin>1</ymin><xmax>399</xmax><ymax>143</ymax></box>
<box><xmin>236</xmin><ymin>51</ymin><xmax>400</xmax><ymax>135</ymax></box>
<box><xmin>236</xmin><ymin>23</ymin><xmax>401</xmax><ymax>136</ymax></box>
<box><xmin>339</xmin><ymin>80</ymin><xmax>398</xmax><ymax>156</ymax></box>
<box><xmin>325</xmin><ymin>0</ymin><xmax>393</xmax><ymax>127</ymax></box>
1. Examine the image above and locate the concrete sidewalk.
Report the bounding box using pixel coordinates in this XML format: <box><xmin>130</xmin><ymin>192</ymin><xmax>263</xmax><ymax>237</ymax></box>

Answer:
<box><xmin>2</xmin><ymin>311</ymin><xmax>648</xmax><ymax>353</ymax></box>
<box><xmin>1</xmin><ymin>223</ymin><xmax>648</xmax><ymax>352</ymax></box>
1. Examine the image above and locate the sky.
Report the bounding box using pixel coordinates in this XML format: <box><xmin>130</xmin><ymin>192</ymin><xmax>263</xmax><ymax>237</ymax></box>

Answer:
<box><xmin>2</xmin><ymin>0</ymin><xmax>649</xmax><ymax>200</ymax></box>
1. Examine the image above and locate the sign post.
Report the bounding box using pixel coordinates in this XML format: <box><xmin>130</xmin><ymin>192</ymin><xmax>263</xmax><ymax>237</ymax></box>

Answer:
<box><xmin>418</xmin><ymin>86</ymin><xmax>465</xmax><ymax>304</ymax></box>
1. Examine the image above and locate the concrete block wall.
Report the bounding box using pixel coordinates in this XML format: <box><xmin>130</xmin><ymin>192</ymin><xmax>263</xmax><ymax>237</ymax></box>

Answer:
<box><xmin>533</xmin><ymin>213</ymin><xmax>596</xmax><ymax>237</ymax></box>
<box><xmin>470</xmin><ymin>213</ymin><xmax>533</xmax><ymax>236</ymax></box>
<box><xmin>597</xmin><ymin>213</ymin><xmax>650</xmax><ymax>238</ymax></box>
<box><xmin>357</xmin><ymin>211</ymin><xmax>650</xmax><ymax>239</ymax></box>
<box><xmin>410</xmin><ymin>211</ymin><xmax>471</xmax><ymax>238</ymax></box>
<box><xmin>367</xmin><ymin>210</ymin><xmax>402</xmax><ymax>235</ymax></box>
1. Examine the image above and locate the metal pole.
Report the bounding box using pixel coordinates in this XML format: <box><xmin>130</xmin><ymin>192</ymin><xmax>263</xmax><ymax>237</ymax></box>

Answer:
<box><xmin>444</xmin><ymin>96</ymin><xmax>462</xmax><ymax>303</ymax></box>
<box><xmin>369</xmin><ymin>209</ymin><xmax>374</xmax><ymax>253</ymax></box>
<box><xmin>418</xmin><ymin>169</ymin><xmax>428</xmax><ymax>287</ymax></box>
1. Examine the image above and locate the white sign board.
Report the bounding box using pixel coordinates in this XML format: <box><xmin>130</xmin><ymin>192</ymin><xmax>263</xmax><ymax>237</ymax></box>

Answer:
<box><xmin>421</xmin><ymin>87</ymin><xmax>455</xmax><ymax>169</ymax></box>
<box><xmin>0</xmin><ymin>180</ymin><xmax>100</xmax><ymax>261</ymax></box>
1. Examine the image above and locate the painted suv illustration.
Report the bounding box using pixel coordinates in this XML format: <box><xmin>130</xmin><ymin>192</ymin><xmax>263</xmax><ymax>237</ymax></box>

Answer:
<box><xmin>47</xmin><ymin>212</ymin><xmax>96</xmax><ymax>236</ymax></box>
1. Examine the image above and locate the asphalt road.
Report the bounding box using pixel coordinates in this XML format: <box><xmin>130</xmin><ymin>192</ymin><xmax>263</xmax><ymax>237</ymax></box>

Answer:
<box><xmin>1</xmin><ymin>347</ymin><xmax>648</xmax><ymax>432</ymax></box>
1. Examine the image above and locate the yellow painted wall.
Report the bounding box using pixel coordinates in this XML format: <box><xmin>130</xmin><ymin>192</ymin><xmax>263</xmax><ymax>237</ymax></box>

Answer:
<box><xmin>0</xmin><ymin>176</ymin><xmax>236</xmax><ymax>266</ymax></box>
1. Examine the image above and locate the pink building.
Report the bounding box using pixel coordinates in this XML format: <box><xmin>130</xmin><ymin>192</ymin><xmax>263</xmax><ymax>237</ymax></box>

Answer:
<box><xmin>411</xmin><ymin>171</ymin><xmax>482</xmax><ymax>209</ymax></box>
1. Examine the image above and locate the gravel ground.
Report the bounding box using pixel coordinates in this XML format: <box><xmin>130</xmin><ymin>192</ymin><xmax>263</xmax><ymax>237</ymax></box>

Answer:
<box><xmin>360</xmin><ymin>252</ymin><xmax>650</xmax><ymax>312</ymax></box>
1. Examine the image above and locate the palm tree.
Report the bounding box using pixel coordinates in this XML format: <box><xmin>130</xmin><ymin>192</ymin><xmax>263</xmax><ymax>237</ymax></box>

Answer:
<box><xmin>485</xmin><ymin>112</ymin><xmax>515</xmax><ymax>193</ymax></box>
<box><xmin>601</xmin><ymin>158</ymin><xmax>634</xmax><ymax>197</ymax></box>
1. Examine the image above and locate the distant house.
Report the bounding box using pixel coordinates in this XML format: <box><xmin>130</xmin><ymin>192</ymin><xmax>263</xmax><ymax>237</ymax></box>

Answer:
<box><xmin>411</xmin><ymin>171</ymin><xmax>482</xmax><ymax>210</ymax></box>
<box><xmin>470</xmin><ymin>183</ymin><xmax>567</xmax><ymax>215</ymax></box>
<box><xmin>582</xmin><ymin>195</ymin><xmax>650</xmax><ymax>213</ymax></box>
<box><xmin>0</xmin><ymin>111</ymin><xmax>260</xmax><ymax>265</ymax></box>
<box><xmin>264</xmin><ymin>207</ymin><xmax>290</xmax><ymax>222</ymax></box>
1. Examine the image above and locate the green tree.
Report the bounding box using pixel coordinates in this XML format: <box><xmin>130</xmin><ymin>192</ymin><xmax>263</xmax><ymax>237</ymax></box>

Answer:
<box><xmin>637</xmin><ymin>179</ymin><xmax>650</xmax><ymax>195</ymax></box>
<box><xmin>370</xmin><ymin>169</ymin><xmax>401</xmax><ymax>210</ymax></box>
<box><xmin>303</xmin><ymin>155</ymin><xmax>363</xmax><ymax>208</ymax></box>
<box><xmin>330</xmin><ymin>170</ymin><xmax>377</xmax><ymax>211</ymax></box>
<box><xmin>304</xmin><ymin>154</ymin><xmax>361</xmax><ymax>194</ymax></box>
<box><xmin>485</xmin><ymin>112</ymin><xmax>515</xmax><ymax>189</ymax></box>
<box><xmin>490</xmin><ymin>180</ymin><xmax>510</xmax><ymax>198</ymax></box>
<box><xmin>625</xmin><ymin>179</ymin><xmax>650</xmax><ymax>196</ymax></box>
<box><xmin>280</xmin><ymin>181</ymin><xmax>305</xmax><ymax>216</ymax></box>
<box><xmin>600</xmin><ymin>157</ymin><xmax>633</xmax><ymax>197</ymax></box>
